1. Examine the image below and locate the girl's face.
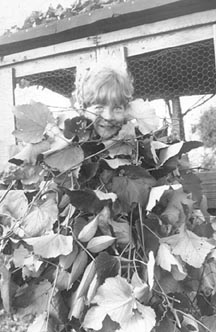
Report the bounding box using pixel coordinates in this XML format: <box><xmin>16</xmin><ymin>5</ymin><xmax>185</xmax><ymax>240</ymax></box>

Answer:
<box><xmin>86</xmin><ymin>104</ymin><xmax>126</xmax><ymax>139</ymax></box>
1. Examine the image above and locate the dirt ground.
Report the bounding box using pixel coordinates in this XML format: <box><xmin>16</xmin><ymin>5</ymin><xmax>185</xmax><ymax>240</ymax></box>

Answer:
<box><xmin>0</xmin><ymin>310</ymin><xmax>28</xmax><ymax>332</ymax></box>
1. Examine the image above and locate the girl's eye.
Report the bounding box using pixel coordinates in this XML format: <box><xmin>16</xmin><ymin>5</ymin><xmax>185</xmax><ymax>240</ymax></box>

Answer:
<box><xmin>95</xmin><ymin>106</ymin><xmax>104</xmax><ymax>113</ymax></box>
<box><xmin>113</xmin><ymin>107</ymin><xmax>124</xmax><ymax>113</ymax></box>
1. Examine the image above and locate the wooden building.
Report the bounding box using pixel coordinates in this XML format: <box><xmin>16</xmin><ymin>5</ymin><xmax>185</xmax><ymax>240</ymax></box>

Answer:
<box><xmin>0</xmin><ymin>0</ymin><xmax>216</xmax><ymax>167</ymax></box>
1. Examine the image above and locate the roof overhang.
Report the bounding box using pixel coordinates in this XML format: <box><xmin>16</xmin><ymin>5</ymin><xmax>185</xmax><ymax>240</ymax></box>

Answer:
<box><xmin>1</xmin><ymin>0</ymin><xmax>216</xmax><ymax>56</ymax></box>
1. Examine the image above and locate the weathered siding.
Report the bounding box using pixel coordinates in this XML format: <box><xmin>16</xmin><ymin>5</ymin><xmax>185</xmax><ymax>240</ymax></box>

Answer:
<box><xmin>0</xmin><ymin>68</ymin><xmax>15</xmax><ymax>169</ymax></box>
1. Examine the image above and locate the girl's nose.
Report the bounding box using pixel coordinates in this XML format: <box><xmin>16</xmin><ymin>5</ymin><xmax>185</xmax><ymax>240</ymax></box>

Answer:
<box><xmin>100</xmin><ymin>106</ymin><xmax>113</xmax><ymax>121</ymax></box>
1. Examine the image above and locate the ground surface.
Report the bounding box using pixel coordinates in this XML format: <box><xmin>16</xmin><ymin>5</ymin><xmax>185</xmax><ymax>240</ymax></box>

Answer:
<box><xmin>0</xmin><ymin>310</ymin><xmax>28</xmax><ymax>332</ymax></box>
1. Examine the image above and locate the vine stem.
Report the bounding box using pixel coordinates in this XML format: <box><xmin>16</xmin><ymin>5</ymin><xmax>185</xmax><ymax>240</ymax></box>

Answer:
<box><xmin>176</xmin><ymin>309</ymin><xmax>213</xmax><ymax>332</ymax></box>
<box><xmin>138</xmin><ymin>204</ymin><xmax>146</xmax><ymax>258</ymax></box>
<box><xmin>45</xmin><ymin>264</ymin><xmax>60</xmax><ymax>331</ymax></box>
<box><xmin>0</xmin><ymin>180</ymin><xmax>16</xmax><ymax>205</ymax></box>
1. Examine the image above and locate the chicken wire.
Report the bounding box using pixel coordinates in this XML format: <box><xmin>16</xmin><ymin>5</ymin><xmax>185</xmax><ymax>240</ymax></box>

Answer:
<box><xmin>16</xmin><ymin>39</ymin><xmax>216</xmax><ymax>100</ymax></box>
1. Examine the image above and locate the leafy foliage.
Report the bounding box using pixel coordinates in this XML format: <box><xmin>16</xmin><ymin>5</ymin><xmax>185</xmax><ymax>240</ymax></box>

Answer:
<box><xmin>195</xmin><ymin>106</ymin><xmax>216</xmax><ymax>149</ymax></box>
<box><xmin>0</xmin><ymin>100</ymin><xmax>214</xmax><ymax>332</ymax></box>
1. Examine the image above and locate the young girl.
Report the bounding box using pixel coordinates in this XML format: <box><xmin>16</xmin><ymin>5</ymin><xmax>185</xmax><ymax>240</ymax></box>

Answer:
<box><xmin>75</xmin><ymin>59</ymin><xmax>134</xmax><ymax>140</ymax></box>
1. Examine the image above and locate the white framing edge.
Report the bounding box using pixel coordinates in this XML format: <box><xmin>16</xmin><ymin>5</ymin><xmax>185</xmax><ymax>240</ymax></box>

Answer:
<box><xmin>213</xmin><ymin>24</ymin><xmax>216</xmax><ymax>68</ymax></box>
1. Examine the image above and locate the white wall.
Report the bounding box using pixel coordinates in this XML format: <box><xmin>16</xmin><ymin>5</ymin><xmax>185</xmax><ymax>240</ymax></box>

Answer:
<box><xmin>0</xmin><ymin>68</ymin><xmax>15</xmax><ymax>169</ymax></box>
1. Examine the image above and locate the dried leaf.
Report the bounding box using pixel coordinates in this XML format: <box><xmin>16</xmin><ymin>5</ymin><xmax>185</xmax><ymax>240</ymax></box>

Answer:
<box><xmin>14</xmin><ymin>280</ymin><xmax>52</xmax><ymax>316</ymax></box>
<box><xmin>86</xmin><ymin>235</ymin><xmax>115</xmax><ymax>253</ymax></box>
<box><xmin>161</xmin><ymin>228</ymin><xmax>214</xmax><ymax>268</ymax></box>
<box><xmin>68</xmin><ymin>250</ymin><xmax>88</xmax><ymax>288</ymax></box>
<box><xmin>0</xmin><ymin>265</ymin><xmax>12</xmax><ymax>313</ymax></box>
<box><xmin>24</xmin><ymin>233</ymin><xmax>73</xmax><ymax>258</ymax></box>
<box><xmin>59</xmin><ymin>244</ymin><xmax>79</xmax><ymax>270</ymax></box>
<box><xmin>147</xmin><ymin>251</ymin><xmax>155</xmax><ymax>290</ymax></box>
<box><xmin>75</xmin><ymin>260</ymin><xmax>96</xmax><ymax>298</ymax></box>
<box><xmin>78</xmin><ymin>215</ymin><xmax>99</xmax><ymax>242</ymax></box>
<box><xmin>13</xmin><ymin>103</ymin><xmax>54</xmax><ymax>143</ymax></box>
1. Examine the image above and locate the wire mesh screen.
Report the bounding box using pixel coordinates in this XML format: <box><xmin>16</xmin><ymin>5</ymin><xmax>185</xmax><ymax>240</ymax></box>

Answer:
<box><xmin>17</xmin><ymin>67</ymin><xmax>76</xmax><ymax>98</ymax></box>
<box><xmin>127</xmin><ymin>39</ymin><xmax>216</xmax><ymax>100</ymax></box>
<box><xmin>16</xmin><ymin>39</ymin><xmax>216</xmax><ymax>100</ymax></box>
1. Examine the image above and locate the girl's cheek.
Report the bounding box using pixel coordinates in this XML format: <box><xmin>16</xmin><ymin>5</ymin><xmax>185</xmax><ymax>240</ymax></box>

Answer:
<box><xmin>113</xmin><ymin>113</ymin><xmax>126</xmax><ymax>122</ymax></box>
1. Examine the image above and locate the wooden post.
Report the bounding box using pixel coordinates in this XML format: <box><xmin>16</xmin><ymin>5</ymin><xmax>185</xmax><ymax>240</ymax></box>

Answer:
<box><xmin>171</xmin><ymin>96</ymin><xmax>185</xmax><ymax>141</ymax></box>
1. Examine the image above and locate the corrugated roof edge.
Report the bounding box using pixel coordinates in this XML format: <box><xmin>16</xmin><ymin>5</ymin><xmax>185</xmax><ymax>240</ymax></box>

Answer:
<box><xmin>0</xmin><ymin>0</ymin><xmax>216</xmax><ymax>56</ymax></box>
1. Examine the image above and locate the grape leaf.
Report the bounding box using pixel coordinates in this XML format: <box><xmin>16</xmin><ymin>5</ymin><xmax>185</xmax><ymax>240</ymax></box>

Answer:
<box><xmin>13</xmin><ymin>245</ymin><xmax>29</xmax><ymax>268</ymax></box>
<box><xmin>156</xmin><ymin>243</ymin><xmax>186</xmax><ymax>278</ymax></box>
<box><xmin>119</xmin><ymin>302</ymin><xmax>156</xmax><ymax>332</ymax></box>
<box><xmin>83</xmin><ymin>276</ymin><xmax>156</xmax><ymax>332</ymax></box>
<box><xmin>159</xmin><ymin>142</ymin><xmax>184</xmax><ymax>166</ymax></box>
<box><xmin>95</xmin><ymin>252</ymin><xmax>120</xmax><ymax>285</ymax></box>
<box><xmin>200</xmin><ymin>258</ymin><xmax>216</xmax><ymax>296</ymax></box>
<box><xmin>22</xmin><ymin>195</ymin><xmax>58</xmax><ymax>237</ymax></box>
<box><xmin>126</xmin><ymin>99</ymin><xmax>160</xmax><ymax>135</ymax></box>
<box><xmin>146</xmin><ymin>184</ymin><xmax>182</xmax><ymax>212</ymax></box>
<box><xmin>24</xmin><ymin>233</ymin><xmax>73</xmax><ymax>258</ymax></box>
<box><xmin>9</xmin><ymin>140</ymin><xmax>50</xmax><ymax>165</ymax></box>
<box><xmin>182</xmin><ymin>313</ymin><xmax>199</xmax><ymax>332</ymax></box>
<box><xmin>200</xmin><ymin>315</ymin><xmax>216</xmax><ymax>332</ymax></box>
<box><xmin>44</xmin><ymin>144</ymin><xmax>84</xmax><ymax>172</ymax></box>
<box><xmin>111</xmin><ymin>220</ymin><xmax>131</xmax><ymax>246</ymax></box>
<box><xmin>13</xmin><ymin>103</ymin><xmax>55</xmax><ymax>143</ymax></box>
<box><xmin>103</xmin><ymin>140</ymin><xmax>134</xmax><ymax>158</ymax></box>
<box><xmin>179</xmin><ymin>140</ymin><xmax>203</xmax><ymax>155</ymax></box>
<box><xmin>112</xmin><ymin>176</ymin><xmax>155</xmax><ymax>212</ymax></box>
<box><xmin>61</xmin><ymin>187</ymin><xmax>110</xmax><ymax>214</ymax></box>
<box><xmin>94</xmin><ymin>190</ymin><xmax>117</xmax><ymax>202</ymax></box>
<box><xmin>22</xmin><ymin>254</ymin><xmax>43</xmax><ymax>279</ymax></box>
<box><xmin>83</xmin><ymin>276</ymin><xmax>135</xmax><ymax>330</ymax></box>
<box><xmin>160</xmin><ymin>187</ymin><xmax>194</xmax><ymax>227</ymax></box>
<box><xmin>27</xmin><ymin>313</ymin><xmax>50</xmax><ymax>332</ymax></box>
<box><xmin>103</xmin><ymin>158</ymin><xmax>131</xmax><ymax>169</ymax></box>
<box><xmin>0</xmin><ymin>190</ymin><xmax>28</xmax><ymax>220</ymax></box>
<box><xmin>161</xmin><ymin>228</ymin><xmax>214</xmax><ymax>268</ymax></box>
<box><xmin>181</xmin><ymin>172</ymin><xmax>203</xmax><ymax>205</ymax></box>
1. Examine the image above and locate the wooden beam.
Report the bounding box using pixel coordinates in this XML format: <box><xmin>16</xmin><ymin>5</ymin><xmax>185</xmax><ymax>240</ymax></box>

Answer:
<box><xmin>14</xmin><ymin>50</ymin><xmax>96</xmax><ymax>78</ymax></box>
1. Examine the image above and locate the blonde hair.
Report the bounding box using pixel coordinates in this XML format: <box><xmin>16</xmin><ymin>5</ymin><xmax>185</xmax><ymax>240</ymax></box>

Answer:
<box><xmin>76</xmin><ymin>59</ymin><xmax>134</xmax><ymax>109</ymax></box>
